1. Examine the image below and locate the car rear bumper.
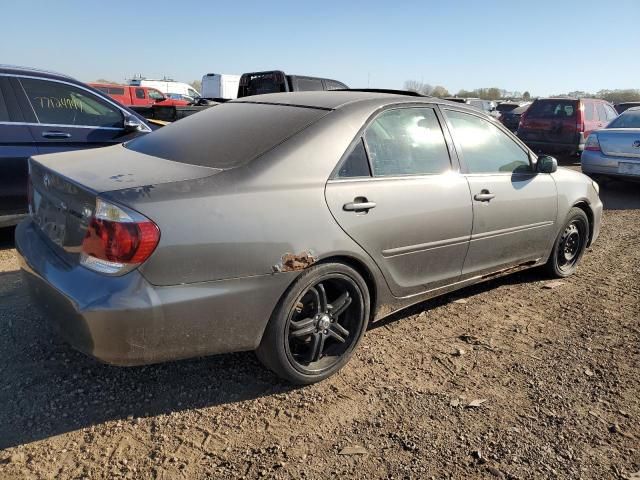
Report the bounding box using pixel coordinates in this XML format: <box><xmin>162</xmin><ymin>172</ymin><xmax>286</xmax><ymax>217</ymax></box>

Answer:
<box><xmin>16</xmin><ymin>219</ymin><xmax>293</xmax><ymax>366</ymax></box>
<box><xmin>581</xmin><ymin>150</ymin><xmax>640</xmax><ymax>180</ymax></box>
<box><xmin>520</xmin><ymin>139</ymin><xmax>584</xmax><ymax>155</ymax></box>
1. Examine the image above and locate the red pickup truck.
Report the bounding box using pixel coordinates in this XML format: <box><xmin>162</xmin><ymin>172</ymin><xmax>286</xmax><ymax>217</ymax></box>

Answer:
<box><xmin>89</xmin><ymin>84</ymin><xmax>189</xmax><ymax>107</ymax></box>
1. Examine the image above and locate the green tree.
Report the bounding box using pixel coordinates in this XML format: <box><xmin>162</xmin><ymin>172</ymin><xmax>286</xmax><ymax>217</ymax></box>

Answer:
<box><xmin>430</xmin><ymin>85</ymin><xmax>450</xmax><ymax>97</ymax></box>
<box><xmin>190</xmin><ymin>80</ymin><xmax>202</xmax><ymax>93</ymax></box>
<box><xmin>522</xmin><ymin>91</ymin><xmax>531</xmax><ymax>101</ymax></box>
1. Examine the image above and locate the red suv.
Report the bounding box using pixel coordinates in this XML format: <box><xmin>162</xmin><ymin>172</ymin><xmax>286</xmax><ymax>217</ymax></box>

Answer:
<box><xmin>517</xmin><ymin>98</ymin><xmax>618</xmax><ymax>155</ymax></box>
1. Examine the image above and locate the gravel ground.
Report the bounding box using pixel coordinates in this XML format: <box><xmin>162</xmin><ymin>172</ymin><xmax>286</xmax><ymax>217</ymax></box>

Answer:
<box><xmin>0</xmin><ymin>172</ymin><xmax>638</xmax><ymax>480</ymax></box>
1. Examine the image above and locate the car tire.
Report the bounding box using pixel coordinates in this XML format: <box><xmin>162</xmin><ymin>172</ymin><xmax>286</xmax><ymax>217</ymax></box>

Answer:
<box><xmin>256</xmin><ymin>262</ymin><xmax>370</xmax><ymax>384</ymax></box>
<box><xmin>544</xmin><ymin>207</ymin><xmax>589</xmax><ymax>278</ymax></box>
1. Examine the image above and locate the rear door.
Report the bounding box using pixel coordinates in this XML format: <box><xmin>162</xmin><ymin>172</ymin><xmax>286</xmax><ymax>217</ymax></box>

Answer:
<box><xmin>14</xmin><ymin>76</ymin><xmax>134</xmax><ymax>155</ymax></box>
<box><xmin>442</xmin><ymin>108</ymin><xmax>557</xmax><ymax>277</ymax></box>
<box><xmin>325</xmin><ymin>106</ymin><xmax>473</xmax><ymax>297</ymax></box>
<box><xmin>0</xmin><ymin>76</ymin><xmax>38</xmax><ymax>220</ymax></box>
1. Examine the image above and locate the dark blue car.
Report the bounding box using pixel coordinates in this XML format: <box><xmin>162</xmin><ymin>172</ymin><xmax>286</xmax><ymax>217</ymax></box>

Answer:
<box><xmin>0</xmin><ymin>65</ymin><xmax>153</xmax><ymax>227</ymax></box>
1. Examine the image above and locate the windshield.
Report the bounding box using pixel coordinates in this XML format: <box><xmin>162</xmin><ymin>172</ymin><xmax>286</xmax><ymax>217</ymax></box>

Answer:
<box><xmin>526</xmin><ymin>99</ymin><xmax>577</xmax><ymax>119</ymax></box>
<box><xmin>126</xmin><ymin>102</ymin><xmax>329</xmax><ymax>168</ymax></box>
<box><xmin>607</xmin><ymin>109</ymin><xmax>640</xmax><ymax>128</ymax></box>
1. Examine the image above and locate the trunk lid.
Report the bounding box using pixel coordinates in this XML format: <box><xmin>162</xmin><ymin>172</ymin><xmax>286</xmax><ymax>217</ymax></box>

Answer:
<box><xmin>518</xmin><ymin>99</ymin><xmax>579</xmax><ymax>144</ymax></box>
<box><xmin>28</xmin><ymin>145</ymin><xmax>219</xmax><ymax>261</ymax></box>
<box><xmin>598</xmin><ymin>128</ymin><xmax>640</xmax><ymax>158</ymax></box>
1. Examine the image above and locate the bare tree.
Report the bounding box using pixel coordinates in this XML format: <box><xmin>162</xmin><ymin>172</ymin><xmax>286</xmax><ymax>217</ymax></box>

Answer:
<box><xmin>404</xmin><ymin>80</ymin><xmax>434</xmax><ymax>95</ymax></box>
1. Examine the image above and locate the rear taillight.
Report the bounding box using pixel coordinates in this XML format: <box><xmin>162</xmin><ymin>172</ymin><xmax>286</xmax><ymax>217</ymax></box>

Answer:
<box><xmin>585</xmin><ymin>133</ymin><xmax>601</xmax><ymax>151</ymax></box>
<box><xmin>576</xmin><ymin>103</ymin><xmax>585</xmax><ymax>133</ymax></box>
<box><xmin>80</xmin><ymin>198</ymin><xmax>160</xmax><ymax>275</ymax></box>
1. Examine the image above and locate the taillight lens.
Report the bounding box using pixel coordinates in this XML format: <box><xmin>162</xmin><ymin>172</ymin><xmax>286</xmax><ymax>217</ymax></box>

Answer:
<box><xmin>80</xmin><ymin>198</ymin><xmax>160</xmax><ymax>275</ymax></box>
<box><xmin>585</xmin><ymin>133</ymin><xmax>601</xmax><ymax>151</ymax></box>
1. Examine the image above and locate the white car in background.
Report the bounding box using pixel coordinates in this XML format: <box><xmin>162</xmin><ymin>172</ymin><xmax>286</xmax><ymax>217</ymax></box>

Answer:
<box><xmin>128</xmin><ymin>78</ymin><xmax>201</xmax><ymax>102</ymax></box>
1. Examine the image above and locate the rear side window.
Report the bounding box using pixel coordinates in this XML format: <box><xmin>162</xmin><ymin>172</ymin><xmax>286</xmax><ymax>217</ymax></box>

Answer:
<box><xmin>527</xmin><ymin>100</ymin><xmax>577</xmax><ymax>119</ymax></box>
<box><xmin>325</xmin><ymin>80</ymin><xmax>348</xmax><ymax>90</ymax></box>
<box><xmin>0</xmin><ymin>86</ymin><xmax>10</xmax><ymax>121</ymax></box>
<box><xmin>296</xmin><ymin>78</ymin><xmax>324</xmax><ymax>91</ymax></box>
<box><xmin>446</xmin><ymin>110</ymin><xmax>530</xmax><ymax>174</ymax></box>
<box><xmin>135</xmin><ymin>88</ymin><xmax>145</xmax><ymax>99</ymax></box>
<box><xmin>20</xmin><ymin>77</ymin><xmax>123</xmax><ymax>128</ymax></box>
<box><xmin>337</xmin><ymin>139</ymin><xmax>371</xmax><ymax>178</ymax></box>
<box><xmin>363</xmin><ymin>108</ymin><xmax>451</xmax><ymax>176</ymax></box>
<box><xmin>109</xmin><ymin>87</ymin><xmax>125</xmax><ymax>95</ymax></box>
<box><xmin>126</xmin><ymin>102</ymin><xmax>329</xmax><ymax>168</ymax></box>
<box><xmin>584</xmin><ymin>102</ymin><xmax>596</xmax><ymax>121</ymax></box>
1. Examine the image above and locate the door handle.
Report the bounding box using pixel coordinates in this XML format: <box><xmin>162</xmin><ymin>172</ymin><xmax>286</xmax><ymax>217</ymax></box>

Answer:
<box><xmin>474</xmin><ymin>190</ymin><xmax>496</xmax><ymax>202</ymax></box>
<box><xmin>42</xmin><ymin>131</ymin><xmax>71</xmax><ymax>139</ymax></box>
<box><xmin>343</xmin><ymin>197</ymin><xmax>376</xmax><ymax>212</ymax></box>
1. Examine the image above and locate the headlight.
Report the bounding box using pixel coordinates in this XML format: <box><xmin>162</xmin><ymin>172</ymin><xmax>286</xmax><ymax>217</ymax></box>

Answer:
<box><xmin>591</xmin><ymin>179</ymin><xmax>600</xmax><ymax>195</ymax></box>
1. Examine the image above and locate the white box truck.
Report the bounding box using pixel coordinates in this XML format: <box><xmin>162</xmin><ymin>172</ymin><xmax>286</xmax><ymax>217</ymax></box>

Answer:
<box><xmin>201</xmin><ymin>73</ymin><xmax>241</xmax><ymax>100</ymax></box>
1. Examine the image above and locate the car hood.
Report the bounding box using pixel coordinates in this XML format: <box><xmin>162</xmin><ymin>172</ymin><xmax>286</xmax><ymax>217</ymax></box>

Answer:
<box><xmin>32</xmin><ymin>144</ymin><xmax>220</xmax><ymax>194</ymax></box>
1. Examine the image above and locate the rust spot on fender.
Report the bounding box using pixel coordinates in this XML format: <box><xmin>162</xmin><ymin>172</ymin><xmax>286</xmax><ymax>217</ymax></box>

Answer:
<box><xmin>274</xmin><ymin>251</ymin><xmax>318</xmax><ymax>273</ymax></box>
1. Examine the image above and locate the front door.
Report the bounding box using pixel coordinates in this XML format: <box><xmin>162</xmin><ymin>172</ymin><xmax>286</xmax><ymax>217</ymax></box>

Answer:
<box><xmin>13</xmin><ymin>76</ymin><xmax>132</xmax><ymax>155</ymax></box>
<box><xmin>442</xmin><ymin>108</ymin><xmax>557</xmax><ymax>278</ymax></box>
<box><xmin>325</xmin><ymin>106</ymin><xmax>473</xmax><ymax>297</ymax></box>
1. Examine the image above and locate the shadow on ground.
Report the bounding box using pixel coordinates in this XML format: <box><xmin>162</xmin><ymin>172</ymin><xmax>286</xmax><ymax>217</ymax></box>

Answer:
<box><xmin>0</xmin><ymin>264</ymin><xmax>552</xmax><ymax>449</ymax></box>
<box><xmin>0</xmin><ymin>227</ymin><xmax>15</xmax><ymax>251</ymax></box>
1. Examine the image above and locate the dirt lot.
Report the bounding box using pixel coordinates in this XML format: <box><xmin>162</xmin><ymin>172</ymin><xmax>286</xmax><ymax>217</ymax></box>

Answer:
<box><xmin>1</xmin><ymin>171</ymin><xmax>638</xmax><ymax>480</ymax></box>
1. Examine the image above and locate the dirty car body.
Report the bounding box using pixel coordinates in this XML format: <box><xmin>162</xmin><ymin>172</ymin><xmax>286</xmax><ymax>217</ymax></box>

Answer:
<box><xmin>16</xmin><ymin>91</ymin><xmax>603</xmax><ymax>382</ymax></box>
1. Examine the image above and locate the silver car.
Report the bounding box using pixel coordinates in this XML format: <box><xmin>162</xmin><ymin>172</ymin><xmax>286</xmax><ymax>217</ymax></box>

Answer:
<box><xmin>582</xmin><ymin>106</ymin><xmax>640</xmax><ymax>181</ymax></box>
<box><xmin>16</xmin><ymin>91</ymin><xmax>603</xmax><ymax>384</ymax></box>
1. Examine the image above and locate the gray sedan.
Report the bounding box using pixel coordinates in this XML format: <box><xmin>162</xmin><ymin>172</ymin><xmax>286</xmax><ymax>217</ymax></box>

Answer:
<box><xmin>582</xmin><ymin>106</ymin><xmax>640</xmax><ymax>181</ymax></box>
<box><xmin>16</xmin><ymin>91</ymin><xmax>603</xmax><ymax>384</ymax></box>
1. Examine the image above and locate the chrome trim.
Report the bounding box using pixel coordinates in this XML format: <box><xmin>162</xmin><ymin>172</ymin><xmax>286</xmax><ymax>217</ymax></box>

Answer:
<box><xmin>470</xmin><ymin>221</ymin><xmax>554</xmax><ymax>241</ymax></box>
<box><xmin>382</xmin><ymin>235</ymin><xmax>470</xmax><ymax>258</ymax></box>
<box><xmin>0</xmin><ymin>121</ymin><xmax>123</xmax><ymax>131</ymax></box>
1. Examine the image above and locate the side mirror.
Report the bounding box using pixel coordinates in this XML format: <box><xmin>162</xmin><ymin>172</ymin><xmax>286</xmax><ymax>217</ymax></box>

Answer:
<box><xmin>536</xmin><ymin>155</ymin><xmax>558</xmax><ymax>173</ymax></box>
<box><xmin>123</xmin><ymin>114</ymin><xmax>148</xmax><ymax>133</ymax></box>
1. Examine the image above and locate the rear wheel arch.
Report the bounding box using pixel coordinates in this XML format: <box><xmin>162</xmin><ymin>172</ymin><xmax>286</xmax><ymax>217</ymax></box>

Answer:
<box><xmin>572</xmin><ymin>201</ymin><xmax>594</xmax><ymax>246</ymax></box>
<box><xmin>316</xmin><ymin>255</ymin><xmax>377</xmax><ymax>322</ymax></box>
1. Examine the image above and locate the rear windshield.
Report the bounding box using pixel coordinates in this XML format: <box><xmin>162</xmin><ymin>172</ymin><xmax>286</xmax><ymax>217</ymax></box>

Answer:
<box><xmin>496</xmin><ymin>103</ymin><xmax>518</xmax><ymax>113</ymax></box>
<box><xmin>607</xmin><ymin>109</ymin><xmax>640</xmax><ymax>128</ymax></box>
<box><xmin>125</xmin><ymin>102</ymin><xmax>328</xmax><ymax>168</ymax></box>
<box><xmin>240</xmin><ymin>73</ymin><xmax>287</xmax><ymax>96</ymax></box>
<box><xmin>526</xmin><ymin>99</ymin><xmax>578</xmax><ymax>119</ymax></box>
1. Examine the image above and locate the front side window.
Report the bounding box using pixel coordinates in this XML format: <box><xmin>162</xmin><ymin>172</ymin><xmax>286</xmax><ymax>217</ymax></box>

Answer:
<box><xmin>148</xmin><ymin>89</ymin><xmax>165</xmax><ymax>101</ymax></box>
<box><xmin>604</xmin><ymin>104</ymin><xmax>618</xmax><ymax>121</ymax></box>
<box><xmin>446</xmin><ymin>110</ymin><xmax>530</xmax><ymax>174</ymax></box>
<box><xmin>325</xmin><ymin>80</ymin><xmax>347</xmax><ymax>90</ymax></box>
<box><xmin>363</xmin><ymin>108</ymin><xmax>451</xmax><ymax>176</ymax></box>
<box><xmin>20</xmin><ymin>78</ymin><xmax>123</xmax><ymax>128</ymax></box>
<box><xmin>135</xmin><ymin>88</ymin><xmax>146</xmax><ymax>99</ymax></box>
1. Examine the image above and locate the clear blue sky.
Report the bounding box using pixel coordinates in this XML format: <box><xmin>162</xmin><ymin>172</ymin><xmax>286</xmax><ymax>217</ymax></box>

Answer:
<box><xmin>2</xmin><ymin>0</ymin><xmax>638</xmax><ymax>96</ymax></box>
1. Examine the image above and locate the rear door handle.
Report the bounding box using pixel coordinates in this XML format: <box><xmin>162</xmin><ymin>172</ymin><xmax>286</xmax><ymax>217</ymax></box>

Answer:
<box><xmin>474</xmin><ymin>190</ymin><xmax>496</xmax><ymax>202</ymax></box>
<box><xmin>343</xmin><ymin>197</ymin><xmax>376</xmax><ymax>212</ymax></box>
<box><xmin>42</xmin><ymin>131</ymin><xmax>72</xmax><ymax>139</ymax></box>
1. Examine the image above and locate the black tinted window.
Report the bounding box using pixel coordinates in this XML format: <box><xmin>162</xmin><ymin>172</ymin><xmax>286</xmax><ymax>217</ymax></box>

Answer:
<box><xmin>135</xmin><ymin>88</ymin><xmax>145</xmax><ymax>99</ymax></box>
<box><xmin>296</xmin><ymin>78</ymin><xmax>324</xmax><ymax>91</ymax></box>
<box><xmin>126</xmin><ymin>102</ymin><xmax>328</xmax><ymax>168</ymax></box>
<box><xmin>338</xmin><ymin>139</ymin><xmax>371</xmax><ymax>178</ymax></box>
<box><xmin>0</xmin><ymin>86</ymin><xmax>9</xmax><ymax>121</ymax></box>
<box><xmin>527</xmin><ymin>99</ymin><xmax>577</xmax><ymax>119</ymax></box>
<box><xmin>364</xmin><ymin>108</ymin><xmax>451</xmax><ymax>176</ymax></box>
<box><xmin>446</xmin><ymin>110</ymin><xmax>530</xmax><ymax>174</ymax></box>
<box><xmin>20</xmin><ymin>78</ymin><xmax>123</xmax><ymax>127</ymax></box>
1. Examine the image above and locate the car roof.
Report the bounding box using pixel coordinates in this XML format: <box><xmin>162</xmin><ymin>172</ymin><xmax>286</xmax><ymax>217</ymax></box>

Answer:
<box><xmin>0</xmin><ymin>64</ymin><xmax>75</xmax><ymax>82</ymax></box>
<box><xmin>231</xmin><ymin>91</ymin><xmax>484</xmax><ymax>114</ymax></box>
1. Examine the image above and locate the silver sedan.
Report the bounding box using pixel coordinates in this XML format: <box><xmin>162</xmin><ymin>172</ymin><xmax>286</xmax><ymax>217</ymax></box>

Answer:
<box><xmin>16</xmin><ymin>91</ymin><xmax>602</xmax><ymax>384</ymax></box>
<box><xmin>582</xmin><ymin>106</ymin><xmax>640</xmax><ymax>181</ymax></box>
